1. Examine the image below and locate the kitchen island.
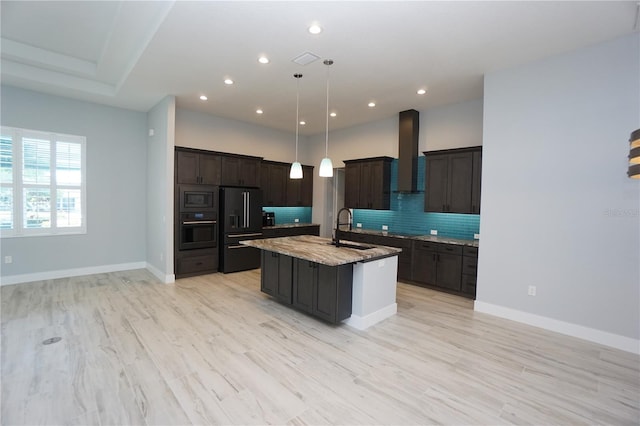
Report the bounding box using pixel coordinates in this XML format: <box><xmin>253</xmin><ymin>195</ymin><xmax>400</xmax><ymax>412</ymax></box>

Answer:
<box><xmin>241</xmin><ymin>235</ymin><xmax>402</xmax><ymax>330</ymax></box>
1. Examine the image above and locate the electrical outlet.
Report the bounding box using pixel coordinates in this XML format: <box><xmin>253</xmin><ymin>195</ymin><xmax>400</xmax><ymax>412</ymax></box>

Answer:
<box><xmin>356</xmin><ymin>223</ymin><xmax>362</xmax><ymax>228</ymax></box>
<box><xmin>430</xmin><ymin>229</ymin><xmax>438</xmax><ymax>235</ymax></box>
<box><xmin>4</xmin><ymin>255</ymin><xmax>12</xmax><ymax>264</ymax></box>
<box><xmin>382</xmin><ymin>225</ymin><xmax>388</xmax><ymax>231</ymax></box>
<box><xmin>528</xmin><ymin>285</ymin><xmax>537</xmax><ymax>296</ymax></box>
<box><xmin>294</xmin><ymin>218</ymin><xmax>299</xmax><ymax>223</ymax></box>
<box><xmin>474</xmin><ymin>233</ymin><xmax>480</xmax><ymax>240</ymax></box>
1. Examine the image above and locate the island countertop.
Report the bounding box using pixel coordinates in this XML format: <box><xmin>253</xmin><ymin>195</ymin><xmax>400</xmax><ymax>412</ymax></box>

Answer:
<box><xmin>241</xmin><ymin>235</ymin><xmax>402</xmax><ymax>266</ymax></box>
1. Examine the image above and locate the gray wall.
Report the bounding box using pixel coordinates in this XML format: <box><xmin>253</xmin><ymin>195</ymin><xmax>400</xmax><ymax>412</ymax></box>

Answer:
<box><xmin>477</xmin><ymin>33</ymin><xmax>640</xmax><ymax>342</ymax></box>
<box><xmin>0</xmin><ymin>86</ymin><xmax>148</xmax><ymax>280</ymax></box>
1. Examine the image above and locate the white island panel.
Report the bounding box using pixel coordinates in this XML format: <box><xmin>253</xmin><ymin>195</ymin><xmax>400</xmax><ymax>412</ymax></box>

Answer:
<box><xmin>344</xmin><ymin>256</ymin><xmax>398</xmax><ymax>330</ymax></box>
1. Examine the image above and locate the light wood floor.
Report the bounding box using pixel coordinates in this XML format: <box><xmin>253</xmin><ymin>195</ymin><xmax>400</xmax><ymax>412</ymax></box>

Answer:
<box><xmin>1</xmin><ymin>269</ymin><xmax>638</xmax><ymax>425</ymax></box>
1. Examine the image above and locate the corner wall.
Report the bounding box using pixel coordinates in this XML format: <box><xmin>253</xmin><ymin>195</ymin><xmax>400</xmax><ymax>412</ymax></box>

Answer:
<box><xmin>146</xmin><ymin>96</ymin><xmax>176</xmax><ymax>283</ymax></box>
<box><xmin>477</xmin><ymin>33</ymin><xmax>640</xmax><ymax>352</ymax></box>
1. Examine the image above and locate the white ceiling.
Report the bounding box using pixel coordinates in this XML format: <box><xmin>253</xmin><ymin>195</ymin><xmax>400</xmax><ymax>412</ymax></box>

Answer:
<box><xmin>1</xmin><ymin>1</ymin><xmax>637</xmax><ymax>136</ymax></box>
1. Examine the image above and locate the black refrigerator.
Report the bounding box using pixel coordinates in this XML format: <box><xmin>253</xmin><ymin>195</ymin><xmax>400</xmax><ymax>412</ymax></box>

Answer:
<box><xmin>219</xmin><ymin>187</ymin><xmax>263</xmax><ymax>273</ymax></box>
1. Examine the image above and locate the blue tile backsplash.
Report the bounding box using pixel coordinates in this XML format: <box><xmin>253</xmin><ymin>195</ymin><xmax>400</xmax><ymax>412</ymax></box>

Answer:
<box><xmin>352</xmin><ymin>158</ymin><xmax>480</xmax><ymax>240</ymax></box>
<box><xmin>262</xmin><ymin>158</ymin><xmax>480</xmax><ymax>240</ymax></box>
<box><xmin>263</xmin><ymin>206</ymin><xmax>312</xmax><ymax>225</ymax></box>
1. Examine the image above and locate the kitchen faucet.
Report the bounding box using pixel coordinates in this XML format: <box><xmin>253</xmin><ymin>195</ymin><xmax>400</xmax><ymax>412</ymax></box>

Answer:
<box><xmin>333</xmin><ymin>207</ymin><xmax>352</xmax><ymax>246</ymax></box>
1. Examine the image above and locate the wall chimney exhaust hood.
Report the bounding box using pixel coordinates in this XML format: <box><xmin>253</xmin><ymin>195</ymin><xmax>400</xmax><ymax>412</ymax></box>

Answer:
<box><xmin>397</xmin><ymin>109</ymin><xmax>420</xmax><ymax>193</ymax></box>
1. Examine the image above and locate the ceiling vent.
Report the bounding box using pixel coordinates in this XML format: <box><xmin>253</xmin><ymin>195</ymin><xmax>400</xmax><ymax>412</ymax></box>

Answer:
<box><xmin>292</xmin><ymin>51</ymin><xmax>320</xmax><ymax>66</ymax></box>
<box><xmin>397</xmin><ymin>109</ymin><xmax>420</xmax><ymax>193</ymax></box>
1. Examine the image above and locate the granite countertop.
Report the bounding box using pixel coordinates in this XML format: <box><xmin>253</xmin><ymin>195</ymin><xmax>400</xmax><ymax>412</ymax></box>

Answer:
<box><xmin>262</xmin><ymin>223</ymin><xmax>320</xmax><ymax>229</ymax></box>
<box><xmin>340</xmin><ymin>228</ymin><xmax>479</xmax><ymax>248</ymax></box>
<box><xmin>241</xmin><ymin>235</ymin><xmax>402</xmax><ymax>266</ymax></box>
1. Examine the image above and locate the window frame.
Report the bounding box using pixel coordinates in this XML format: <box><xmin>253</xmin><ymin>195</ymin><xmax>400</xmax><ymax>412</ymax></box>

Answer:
<box><xmin>0</xmin><ymin>126</ymin><xmax>87</xmax><ymax>238</ymax></box>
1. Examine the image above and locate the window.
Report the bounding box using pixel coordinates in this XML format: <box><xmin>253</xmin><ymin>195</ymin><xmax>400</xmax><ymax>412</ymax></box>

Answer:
<box><xmin>0</xmin><ymin>126</ymin><xmax>86</xmax><ymax>237</ymax></box>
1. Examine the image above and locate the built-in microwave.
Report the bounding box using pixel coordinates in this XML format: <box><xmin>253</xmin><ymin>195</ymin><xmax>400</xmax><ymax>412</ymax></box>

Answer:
<box><xmin>179</xmin><ymin>185</ymin><xmax>217</xmax><ymax>212</ymax></box>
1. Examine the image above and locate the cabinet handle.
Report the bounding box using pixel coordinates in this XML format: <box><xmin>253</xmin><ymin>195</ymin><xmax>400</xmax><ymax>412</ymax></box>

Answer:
<box><xmin>432</xmin><ymin>253</ymin><xmax>436</xmax><ymax>261</ymax></box>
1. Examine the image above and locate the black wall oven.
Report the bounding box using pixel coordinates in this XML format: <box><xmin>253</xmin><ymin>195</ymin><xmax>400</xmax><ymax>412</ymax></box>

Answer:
<box><xmin>179</xmin><ymin>212</ymin><xmax>217</xmax><ymax>250</ymax></box>
<box><xmin>179</xmin><ymin>185</ymin><xmax>218</xmax><ymax>212</ymax></box>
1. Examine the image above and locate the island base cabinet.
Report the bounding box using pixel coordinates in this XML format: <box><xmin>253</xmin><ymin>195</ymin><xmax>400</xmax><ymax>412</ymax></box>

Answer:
<box><xmin>289</xmin><ymin>258</ymin><xmax>353</xmax><ymax>324</ymax></box>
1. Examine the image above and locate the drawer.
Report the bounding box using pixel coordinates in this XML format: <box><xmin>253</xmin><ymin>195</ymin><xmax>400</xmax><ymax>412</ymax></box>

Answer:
<box><xmin>437</xmin><ymin>244</ymin><xmax>463</xmax><ymax>255</ymax></box>
<box><xmin>463</xmin><ymin>246</ymin><xmax>479</xmax><ymax>257</ymax></box>
<box><xmin>176</xmin><ymin>254</ymin><xmax>217</xmax><ymax>275</ymax></box>
<box><xmin>414</xmin><ymin>241</ymin><xmax>439</xmax><ymax>252</ymax></box>
<box><xmin>462</xmin><ymin>255</ymin><xmax>478</xmax><ymax>275</ymax></box>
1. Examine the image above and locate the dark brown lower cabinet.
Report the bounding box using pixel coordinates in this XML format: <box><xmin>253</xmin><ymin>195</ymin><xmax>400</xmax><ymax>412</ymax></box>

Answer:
<box><xmin>262</xmin><ymin>251</ymin><xmax>353</xmax><ymax>324</ymax></box>
<box><xmin>461</xmin><ymin>246</ymin><xmax>478</xmax><ymax>298</ymax></box>
<box><xmin>260</xmin><ymin>251</ymin><xmax>292</xmax><ymax>304</ymax></box>
<box><xmin>412</xmin><ymin>241</ymin><xmax>462</xmax><ymax>292</ymax></box>
<box><xmin>175</xmin><ymin>248</ymin><xmax>218</xmax><ymax>278</ymax></box>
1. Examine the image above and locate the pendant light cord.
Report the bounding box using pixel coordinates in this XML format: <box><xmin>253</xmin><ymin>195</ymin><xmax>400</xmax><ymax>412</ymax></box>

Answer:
<box><xmin>295</xmin><ymin>76</ymin><xmax>300</xmax><ymax>162</ymax></box>
<box><xmin>324</xmin><ymin>60</ymin><xmax>332</xmax><ymax>157</ymax></box>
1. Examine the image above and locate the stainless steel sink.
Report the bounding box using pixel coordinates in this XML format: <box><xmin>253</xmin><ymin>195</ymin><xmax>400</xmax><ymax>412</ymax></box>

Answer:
<box><xmin>328</xmin><ymin>241</ymin><xmax>374</xmax><ymax>250</ymax></box>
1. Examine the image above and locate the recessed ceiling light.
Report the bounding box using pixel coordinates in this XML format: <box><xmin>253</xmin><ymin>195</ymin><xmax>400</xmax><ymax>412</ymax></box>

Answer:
<box><xmin>258</xmin><ymin>56</ymin><xmax>269</xmax><ymax>64</ymax></box>
<box><xmin>256</xmin><ymin>109</ymin><xmax>263</xmax><ymax>114</ymax></box>
<box><xmin>308</xmin><ymin>24</ymin><xmax>322</xmax><ymax>34</ymax></box>
<box><xmin>330</xmin><ymin>112</ymin><xmax>337</xmax><ymax>117</ymax></box>
<box><xmin>368</xmin><ymin>102</ymin><xmax>376</xmax><ymax>108</ymax></box>
<box><xmin>417</xmin><ymin>88</ymin><xmax>427</xmax><ymax>95</ymax></box>
<box><xmin>224</xmin><ymin>78</ymin><xmax>234</xmax><ymax>85</ymax></box>
<box><xmin>199</xmin><ymin>95</ymin><xmax>208</xmax><ymax>101</ymax></box>
<box><xmin>299</xmin><ymin>121</ymin><xmax>306</xmax><ymax>125</ymax></box>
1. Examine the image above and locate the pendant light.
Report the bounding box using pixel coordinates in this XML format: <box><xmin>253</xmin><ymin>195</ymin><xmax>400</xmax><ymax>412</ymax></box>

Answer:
<box><xmin>629</xmin><ymin>128</ymin><xmax>640</xmax><ymax>179</ymax></box>
<box><xmin>319</xmin><ymin>59</ymin><xmax>334</xmax><ymax>177</ymax></box>
<box><xmin>290</xmin><ymin>73</ymin><xmax>303</xmax><ymax>179</ymax></box>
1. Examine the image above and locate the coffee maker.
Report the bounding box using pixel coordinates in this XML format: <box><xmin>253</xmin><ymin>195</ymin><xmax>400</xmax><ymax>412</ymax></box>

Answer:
<box><xmin>262</xmin><ymin>211</ymin><xmax>275</xmax><ymax>226</ymax></box>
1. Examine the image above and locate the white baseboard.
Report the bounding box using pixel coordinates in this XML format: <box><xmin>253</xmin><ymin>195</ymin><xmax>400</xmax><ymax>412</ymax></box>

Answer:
<box><xmin>145</xmin><ymin>262</ymin><xmax>175</xmax><ymax>284</ymax></box>
<box><xmin>344</xmin><ymin>303</ymin><xmax>397</xmax><ymax>331</ymax></box>
<box><xmin>0</xmin><ymin>262</ymin><xmax>147</xmax><ymax>286</ymax></box>
<box><xmin>474</xmin><ymin>300</ymin><xmax>640</xmax><ymax>355</ymax></box>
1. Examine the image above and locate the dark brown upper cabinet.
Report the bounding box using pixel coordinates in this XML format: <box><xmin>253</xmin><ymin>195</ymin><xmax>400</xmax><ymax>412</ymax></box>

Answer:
<box><xmin>261</xmin><ymin>161</ymin><xmax>288</xmax><ymax>207</ymax></box>
<box><xmin>261</xmin><ymin>161</ymin><xmax>314</xmax><ymax>207</ymax></box>
<box><xmin>423</xmin><ymin>146</ymin><xmax>482</xmax><ymax>214</ymax></box>
<box><xmin>344</xmin><ymin>157</ymin><xmax>392</xmax><ymax>210</ymax></box>
<box><xmin>220</xmin><ymin>154</ymin><xmax>261</xmax><ymax>187</ymax></box>
<box><xmin>286</xmin><ymin>165</ymin><xmax>314</xmax><ymax>207</ymax></box>
<box><xmin>176</xmin><ymin>149</ymin><xmax>221</xmax><ymax>185</ymax></box>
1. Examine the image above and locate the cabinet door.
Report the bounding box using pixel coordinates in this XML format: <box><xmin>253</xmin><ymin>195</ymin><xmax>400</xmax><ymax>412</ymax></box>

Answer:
<box><xmin>436</xmin><ymin>253</ymin><xmax>462</xmax><ymax>291</ymax></box>
<box><xmin>412</xmin><ymin>243</ymin><xmax>438</xmax><ymax>285</ymax></box>
<box><xmin>293</xmin><ymin>259</ymin><xmax>316</xmax><ymax>313</ymax></box>
<box><xmin>366</xmin><ymin>160</ymin><xmax>391</xmax><ymax>210</ymax></box>
<box><xmin>314</xmin><ymin>265</ymin><xmax>338</xmax><ymax>323</ymax></box>
<box><xmin>286</xmin><ymin>165</ymin><xmax>314</xmax><ymax>206</ymax></box>
<box><xmin>264</xmin><ymin>163</ymin><xmax>287</xmax><ymax>206</ymax></box>
<box><xmin>276</xmin><ymin>254</ymin><xmax>293</xmax><ymax>304</ymax></box>
<box><xmin>344</xmin><ymin>163</ymin><xmax>361</xmax><ymax>209</ymax></box>
<box><xmin>260</xmin><ymin>251</ymin><xmax>278</xmax><ymax>296</ymax></box>
<box><xmin>424</xmin><ymin>155</ymin><xmax>449</xmax><ymax>212</ymax></box>
<box><xmin>199</xmin><ymin>154</ymin><xmax>222</xmax><ymax>185</ymax></box>
<box><xmin>240</xmin><ymin>158</ymin><xmax>261</xmax><ymax>187</ymax></box>
<box><xmin>448</xmin><ymin>152</ymin><xmax>474</xmax><ymax>214</ymax></box>
<box><xmin>221</xmin><ymin>156</ymin><xmax>241</xmax><ymax>186</ymax></box>
<box><xmin>176</xmin><ymin>151</ymin><xmax>199</xmax><ymax>184</ymax></box>
<box><xmin>359</xmin><ymin>162</ymin><xmax>374</xmax><ymax>208</ymax></box>
<box><xmin>471</xmin><ymin>150</ymin><xmax>482</xmax><ymax>214</ymax></box>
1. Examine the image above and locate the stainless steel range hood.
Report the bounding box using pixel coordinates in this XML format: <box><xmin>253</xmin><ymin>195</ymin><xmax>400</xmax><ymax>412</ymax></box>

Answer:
<box><xmin>397</xmin><ymin>109</ymin><xmax>420</xmax><ymax>193</ymax></box>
